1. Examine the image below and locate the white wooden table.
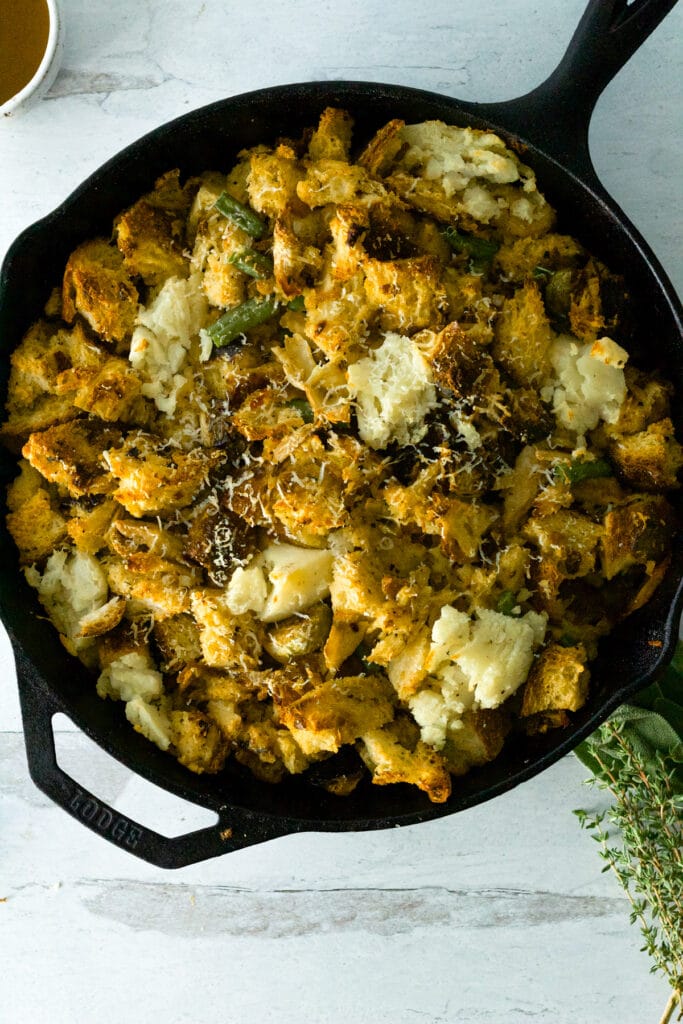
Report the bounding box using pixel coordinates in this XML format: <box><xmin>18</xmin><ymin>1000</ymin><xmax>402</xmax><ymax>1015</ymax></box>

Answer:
<box><xmin>1</xmin><ymin>2</ymin><xmax>681</xmax><ymax>1021</ymax></box>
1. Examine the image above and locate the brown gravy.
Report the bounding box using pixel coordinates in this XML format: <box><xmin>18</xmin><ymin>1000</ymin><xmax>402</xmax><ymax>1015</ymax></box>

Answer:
<box><xmin>0</xmin><ymin>0</ymin><xmax>50</xmax><ymax>106</ymax></box>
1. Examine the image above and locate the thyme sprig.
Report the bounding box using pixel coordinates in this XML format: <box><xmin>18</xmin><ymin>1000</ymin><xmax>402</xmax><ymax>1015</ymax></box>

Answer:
<box><xmin>575</xmin><ymin>645</ymin><xmax>683</xmax><ymax>1022</ymax></box>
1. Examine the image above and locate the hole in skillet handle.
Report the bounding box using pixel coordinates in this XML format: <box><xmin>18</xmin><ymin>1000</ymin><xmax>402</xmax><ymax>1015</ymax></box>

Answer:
<box><xmin>14</xmin><ymin>647</ymin><xmax>291</xmax><ymax>868</ymax></box>
<box><xmin>51</xmin><ymin>713</ymin><xmax>219</xmax><ymax>838</ymax></box>
<box><xmin>471</xmin><ymin>0</ymin><xmax>681</xmax><ymax>185</ymax></box>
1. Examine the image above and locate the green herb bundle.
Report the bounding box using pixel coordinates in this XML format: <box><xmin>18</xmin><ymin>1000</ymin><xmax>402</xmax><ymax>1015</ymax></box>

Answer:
<box><xmin>575</xmin><ymin>645</ymin><xmax>683</xmax><ymax>1022</ymax></box>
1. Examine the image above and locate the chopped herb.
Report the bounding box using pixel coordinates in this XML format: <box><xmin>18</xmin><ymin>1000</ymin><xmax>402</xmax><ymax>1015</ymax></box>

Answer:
<box><xmin>206</xmin><ymin>295</ymin><xmax>279</xmax><ymax>348</ymax></box>
<box><xmin>228</xmin><ymin>249</ymin><xmax>273</xmax><ymax>279</ymax></box>
<box><xmin>533</xmin><ymin>265</ymin><xmax>554</xmax><ymax>279</ymax></box>
<box><xmin>214</xmin><ymin>191</ymin><xmax>267</xmax><ymax>239</ymax></box>
<box><xmin>287</xmin><ymin>295</ymin><xmax>306</xmax><ymax>312</ymax></box>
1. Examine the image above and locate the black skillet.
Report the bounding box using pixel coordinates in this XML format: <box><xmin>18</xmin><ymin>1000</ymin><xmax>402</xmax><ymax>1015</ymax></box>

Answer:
<box><xmin>1</xmin><ymin>0</ymin><xmax>682</xmax><ymax>867</ymax></box>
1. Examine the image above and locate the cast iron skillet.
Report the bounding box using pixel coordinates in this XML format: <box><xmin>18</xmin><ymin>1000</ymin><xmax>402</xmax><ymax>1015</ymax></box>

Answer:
<box><xmin>1</xmin><ymin>0</ymin><xmax>682</xmax><ymax>867</ymax></box>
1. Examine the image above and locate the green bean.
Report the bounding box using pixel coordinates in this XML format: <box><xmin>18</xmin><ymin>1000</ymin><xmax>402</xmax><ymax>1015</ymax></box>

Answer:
<box><xmin>496</xmin><ymin>590</ymin><xmax>518</xmax><ymax>616</ymax></box>
<box><xmin>287</xmin><ymin>398</ymin><xmax>314</xmax><ymax>423</ymax></box>
<box><xmin>206</xmin><ymin>295</ymin><xmax>279</xmax><ymax>348</ymax></box>
<box><xmin>214</xmin><ymin>191</ymin><xmax>267</xmax><ymax>239</ymax></box>
<box><xmin>443</xmin><ymin>227</ymin><xmax>499</xmax><ymax>269</ymax></box>
<box><xmin>228</xmin><ymin>249</ymin><xmax>273</xmax><ymax>279</ymax></box>
<box><xmin>555</xmin><ymin>456</ymin><xmax>613</xmax><ymax>485</ymax></box>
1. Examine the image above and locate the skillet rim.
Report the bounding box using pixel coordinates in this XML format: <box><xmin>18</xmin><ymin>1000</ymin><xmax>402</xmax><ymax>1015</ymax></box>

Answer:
<box><xmin>1</xmin><ymin>78</ymin><xmax>682</xmax><ymax>845</ymax></box>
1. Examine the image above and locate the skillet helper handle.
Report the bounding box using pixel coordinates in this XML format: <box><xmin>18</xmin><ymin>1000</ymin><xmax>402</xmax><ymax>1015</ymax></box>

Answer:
<box><xmin>16</xmin><ymin>659</ymin><xmax>287</xmax><ymax>868</ymax></box>
<box><xmin>477</xmin><ymin>0</ymin><xmax>680</xmax><ymax>180</ymax></box>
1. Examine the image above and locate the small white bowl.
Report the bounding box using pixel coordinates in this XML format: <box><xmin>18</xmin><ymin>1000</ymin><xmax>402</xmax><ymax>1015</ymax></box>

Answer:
<box><xmin>1</xmin><ymin>0</ymin><xmax>64</xmax><ymax>119</ymax></box>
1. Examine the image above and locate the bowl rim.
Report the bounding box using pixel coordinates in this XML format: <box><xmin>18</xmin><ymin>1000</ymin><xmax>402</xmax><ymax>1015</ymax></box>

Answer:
<box><xmin>0</xmin><ymin>0</ymin><xmax>62</xmax><ymax>117</ymax></box>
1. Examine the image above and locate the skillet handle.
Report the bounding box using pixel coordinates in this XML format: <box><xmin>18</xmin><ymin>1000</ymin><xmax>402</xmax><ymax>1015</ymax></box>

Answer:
<box><xmin>16</xmin><ymin>658</ymin><xmax>289</xmax><ymax>868</ymax></box>
<box><xmin>473</xmin><ymin>0</ymin><xmax>679</xmax><ymax>182</ymax></box>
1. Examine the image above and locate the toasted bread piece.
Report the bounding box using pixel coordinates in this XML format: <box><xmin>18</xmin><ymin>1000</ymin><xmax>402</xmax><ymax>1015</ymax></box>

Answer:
<box><xmin>521</xmin><ymin>643</ymin><xmax>590</xmax><ymax>717</ymax></box>
<box><xmin>23</xmin><ymin>419</ymin><xmax>122</xmax><ymax>497</ymax></box>
<box><xmin>115</xmin><ymin>170</ymin><xmax>192</xmax><ymax>285</ymax></box>
<box><xmin>62</xmin><ymin>239</ymin><xmax>139</xmax><ymax>344</ymax></box>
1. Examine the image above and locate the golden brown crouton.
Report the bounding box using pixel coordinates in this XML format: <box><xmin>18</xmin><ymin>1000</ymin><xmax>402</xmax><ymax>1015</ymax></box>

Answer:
<box><xmin>190</xmin><ymin>589</ymin><xmax>262</xmax><ymax>670</ymax></box>
<box><xmin>323</xmin><ymin>617</ymin><xmax>368</xmax><ymax>673</ymax></box>
<box><xmin>272</xmin><ymin>217</ymin><xmax>324</xmax><ymax>296</ymax></box>
<box><xmin>263</xmin><ymin>604</ymin><xmax>332</xmax><ymax>664</ymax></box>
<box><xmin>78</xmin><ymin>595</ymin><xmax>126</xmax><ymax>638</ymax></box>
<box><xmin>363</xmin><ymin>255</ymin><xmax>448</xmax><ymax>333</ymax></box>
<box><xmin>106</xmin><ymin>516</ymin><xmax>185</xmax><ymax>561</ymax></box>
<box><xmin>385</xmin><ymin>625</ymin><xmax>432</xmax><ymax>700</ymax></box>
<box><xmin>57</xmin><ymin>357</ymin><xmax>144</xmax><ymax>422</ymax></box>
<box><xmin>6</xmin><ymin>320</ymin><xmax>102</xmax><ymax>407</ymax></box>
<box><xmin>62</xmin><ymin>239</ymin><xmax>139</xmax><ymax>344</ymax></box>
<box><xmin>523</xmin><ymin>510</ymin><xmax>604</xmax><ymax>579</ymax></box>
<box><xmin>1</xmin><ymin>320</ymin><xmax>103</xmax><ymax>450</ymax></box>
<box><xmin>297</xmin><ymin>160</ymin><xmax>386</xmax><ymax>210</ymax></box>
<box><xmin>0</xmin><ymin>393</ymin><xmax>80</xmax><ymax>454</ymax></box>
<box><xmin>115</xmin><ymin>170</ymin><xmax>192</xmax><ymax>285</ymax></box>
<box><xmin>66</xmin><ymin>498</ymin><xmax>120</xmax><ymax>555</ymax></box>
<box><xmin>443</xmin><ymin>709</ymin><xmax>510</xmax><ymax>776</ymax></box>
<box><xmin>104</xmin><ymin>432</ymin><xmax>224</xmax><ymax>517</ymax></box>
<box><xmin>233</xmin><ymin>717</ymin><xmax>311</xmax><ymax>781</ymax></box>
<box><xmin>230</xmin><ymin>387</ymin><xmax>310</xmax><ymax>442</ymax></box>
<box><xmin>500</xmin><ymin>445</ymin><xmax>547</xmax><ymax>536</ymax></box>
<box><xmin>327</xmin><ymin>205</ymin><xmax>369</xmax><ymax>280</ymax></box>
<box><xmin>178</xmin><ymin>663</ymin><xmax>270</xmax><ymax>705</ymax></box>
<box><xmin>609</xmin><ymin>418</ymin><xmax>683</xmax><ymax>491</ymax></box>
<box><xmin>152</xmin><ymin>614</ymin><xmax>203</xmax><ymax>671</ymax></box>
<box><xmin>191</xmin><ymin>209</ymin><xmax>251</xmax><ymax>309</ymax></box>
<box><xmin>605</xmin><ymin>368</ymin><xmax>672</xmax><ymax>436</ymax></box>
<box><xmin>308</xmin><ymin>108</ymin><xmax>354</xmax><ymax>162</ymax></box>
<box><xmin>106</xmin><ymin>552</ymin><xmax>201</xmax><ymax>620</ymax></box>
<box><xmin>494</xmin><ymin>233</ymin><xmax>584</xmax><ymax>281</ymax></box>
<box><xmin>247</xmin><ymin>149</ymin><xmax>307</xmax><ymax>219</ymax></box>
<box><xmin>279</xmin><ymin>674</ymin><xmax>395</xmax><ymax>756</ymax></box>
<box><xmin>357</xmin><ymin>119</ymin><xmax>406</xmax><ymax>176</ymax></box>
<box><xmin>169</xmin><ymin>709</ymin><xmax>228</xmax><ymax>774</ymax></box>
<box><xmin>493</xmin><ymin>280</ymin><xmax>553</xmax><ymax>384</ymax></box>
<box><xmin>304</xmin><ymin>270</ymin><xmax>375</xmax><ymax>360</ymax></box>
<box><xmin>23</xmin><ymin>419</ymin><xmax>122</xmax><ymax>497</ymax></box>
<box><xmin>6</xmin><ymin>460</ymin><xmax>67</xmax><ymax>565</ymax></box>
<box><xmin>358</xmin><ymin>722</ymin><xmax>451</xmax><ymax>803</ymax></box>
<box><xmin>384</xmin><ymin>479</ymin><xmax>498</xmax><ymax>562</ymax></box>
<box><xmin>521</xmin><ymin>643</ymin><xmax>590</xmax><ymax>718</ymax></box>
<box><xmin>601</xmin><ymin>495</ymin><xmax>676</xmax><ymax>580</ymax></box>
<box><xmin>267</xmin><ymin>433</ymin><xmax>347</xmax><ymax>541</ymax></box>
